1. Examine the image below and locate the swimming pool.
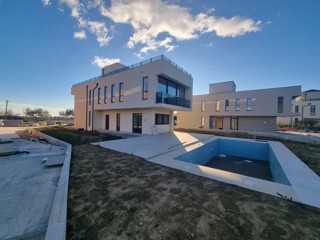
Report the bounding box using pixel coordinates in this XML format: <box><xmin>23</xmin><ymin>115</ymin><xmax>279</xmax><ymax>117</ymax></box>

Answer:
<box><xmin>175</xmin><ymin>138</ymin><xmax>291</xmax><ymax>186</ymax></box>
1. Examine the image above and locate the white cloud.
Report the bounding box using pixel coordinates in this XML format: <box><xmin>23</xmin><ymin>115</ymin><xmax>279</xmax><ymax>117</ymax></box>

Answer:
<box><xmin>92</xmin><ymin>56</ymin><xmax>120</xmax><ymax>68</ymax></box>
<box><xmin>58</xmin><ymin>0</ymin><xmax>112</xmax><ymax>46</ymax></box>
<box><xmin>100</xmin><ymin>0</ymin><xmax>262</xmax><ymax>54</ymax></box>
<box><xmin>44</xmin><ymin>0</ymin><xmax>263</xmax><ymax>54</ymax></box>
<box><xmin>42</xmin><ymin>0</ymin><xmax>51</xmax><ymax>6</ymax></box>
<box><xmin>74</xmin><ymin>30</ymin><xmax>86</xmax><ymax>39</ymax></box>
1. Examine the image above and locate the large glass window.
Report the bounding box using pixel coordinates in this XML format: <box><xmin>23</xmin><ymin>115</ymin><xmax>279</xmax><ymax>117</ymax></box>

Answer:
<box><xmin>235</xmin><ymin>99</ymin><xmax>240</xmax><ymax>111</ymax></box>
<box><xmin>119</xmin><ymin>82</ymin><xmax>124</xmax><ymax>102</ymax></box>
<box><xmin>111</xmin><ymin>84</ymin><xmax>115</xmax><ymax>103</ymax></box>
<box><xmin>278</xmin><ymin>96</ymin><xmax>284</xmax><ymax>113</ymax></box>
<box><xmin>157</xmin><ymin>76</ymin><xmax>185</xmax><ymax>98</ymax></box>
<box><xmin>155</xmin><ymin>114</ymin><xmax>169</xmax><ymax>125</ymax></box>
<box><xmin>143</xmin><ymin>77</ymin><xmax>148</xmax><ymax>100</ymax></box>
<box><xmin>98</xmin><ymin>87</ymin><xmax>101</xmax><ymax>104</ymax></box>
<box><xmin>246</xmin><ymin>98</ymin><xmax>252</xmax><ymax>111</ymax></box>
<box><xmin>104</xmin><ymin>86</ymin><xmax>108</xmax><ymax>103</ymax></box>
<box><xmin>310</xmin><ymin>105</ymin><xmax>316</xmax><ymax>115</ymax></box>
<box><xmin>225</xmin><ymin>99</ymin><xmax>229</xmax><ymax>111</ymax></box>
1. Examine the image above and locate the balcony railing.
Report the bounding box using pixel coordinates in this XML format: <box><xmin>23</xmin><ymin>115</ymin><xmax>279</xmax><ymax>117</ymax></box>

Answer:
<box><xmin>72</xmin><ymin>54</ymin><xmax>191</xmax><ymax>88</ymax></box>
<box><xmin>156</xmin><ymin>92</ymin><xmax>190</xmax><ymax>108</ymax></box>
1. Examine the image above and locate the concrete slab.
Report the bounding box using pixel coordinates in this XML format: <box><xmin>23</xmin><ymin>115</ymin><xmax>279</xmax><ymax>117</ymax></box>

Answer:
<box><xmin>0</xmin><ymin>153</ymin><xmax>61</xmax><ymax>239</ymax></box>
<box><xmin>0</xmin><ymin>133</ymin><xmax>66</xmax><ymax>240</ymax></box>
<box><xmin>93</xmin><ymin>131</ymin><xmax>215</xmax><ymax>159</ymax></box>
<box><xmin>0</xmin><ymin>127</ymin><xmax>29</xmax><ymax>139</ymax></box>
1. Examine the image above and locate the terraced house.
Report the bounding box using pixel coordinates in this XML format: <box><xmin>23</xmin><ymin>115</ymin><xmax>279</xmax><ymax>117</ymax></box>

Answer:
<box><xmin>71</xmin><ymin>55</ymin><xmax>193</xmax><ymax>135</ymax></box>
<box><xmin>176</xmin><ymin>81</ymin><xmax>301</xmax><ymax>132</ymax></box>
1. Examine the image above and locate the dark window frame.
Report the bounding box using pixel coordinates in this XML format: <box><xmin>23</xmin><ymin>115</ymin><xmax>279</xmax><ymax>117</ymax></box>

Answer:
<box><xmin>246</xmin><ymin>98</ymin><xmax>252</xmax><ymax>111</ymax></box>
<box><xmin>278</xmin><ymin>96</ymin><xmax>284</xmax><ymax>113</ymax></box>
<box><xmin>111</xmin><ymin>84</ymin><xmax>115</xmax><ymax>103</ymax></box>
<box><xmin>98</xmin><ymin>87</ymin><xmax>101</xmax><ymax>104</ymax></box>
<box><xmin>119</xmin><ymin>82</ymin><xmax>124</xmax><ymax>102</ymax></box>
<box><xmin>104</xmin><ymin>86</ymin><xmax>108</xmax><ymax>104</ymax></box>
<box><xmin>143</xmin><ymin>77</ymin><xmax>148</xmax><ymax>100</ymax></box>
<box><xmin>155</xmin><ymin>114</ymin><xmax>169</xmax><ymax>125</ymax></box>
<box><xmin>310</xmin><ymin>105</ymin><xmax>316</xmax><ymax>115</ymax></box>
<box><xmin>225</xmin><ymin>99</ymin><xmax>229</xmax><ymax>111</ymax></box>
<box><xmin>235</xmin><ymin>99</ymin><xmax>240</xmax><ymax>111</ymax></box>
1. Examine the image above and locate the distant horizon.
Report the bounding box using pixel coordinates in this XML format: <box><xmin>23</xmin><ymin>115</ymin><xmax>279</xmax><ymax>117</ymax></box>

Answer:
<box><xmin>0</xmin><ymin>0</ymin><xmax>319</xmax><ymax>111</ymax></box>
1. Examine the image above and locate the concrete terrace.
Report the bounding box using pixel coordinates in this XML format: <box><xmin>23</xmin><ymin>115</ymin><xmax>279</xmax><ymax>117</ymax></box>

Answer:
<box><xmin>94</xmin><ymin>131</ymin><xmax>320</xmax><ymax>209</ymax></box>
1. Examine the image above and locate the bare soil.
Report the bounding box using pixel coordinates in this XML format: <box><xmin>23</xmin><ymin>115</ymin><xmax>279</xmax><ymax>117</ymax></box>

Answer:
<box><xmin>33</xmin><ymin>127</ymin><xmax>320</xmax><ymax>240</ymax></box>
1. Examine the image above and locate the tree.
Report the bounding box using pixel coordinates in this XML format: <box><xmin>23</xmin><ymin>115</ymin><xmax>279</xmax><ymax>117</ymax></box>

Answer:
<box><xmin>24</xmin><ymin>108</ymin><xmax>51</xmax><ymax>121</ymax></box>
<box><xmin>59</xmin><ymin>109</ymin><xmax>74</xmax><ymax>119</ymax></box>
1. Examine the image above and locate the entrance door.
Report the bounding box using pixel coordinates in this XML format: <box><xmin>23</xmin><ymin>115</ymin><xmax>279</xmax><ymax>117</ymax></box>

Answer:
<box><xmin>132</xmin><ymin>113</ymin><xmax>142</xmax><ymax>134</ymax></box>
<box><xmin>105</xmin><ymin>115</ymin><xmax>109</xmax><ymax>130</ymax></box>
<box><xmin>116</xmin><ymin>113</ymin><xmax>120</xmax><ymax>131</ymax></box>
<box><xmin>216</xmin><ymin>117</ymin><xmax>223</xmax><ymax>129</ymax></box>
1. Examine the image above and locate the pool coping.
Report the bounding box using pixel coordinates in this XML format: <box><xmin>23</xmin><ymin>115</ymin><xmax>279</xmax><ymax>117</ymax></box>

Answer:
<box><xmin>147</xmin><ymin>136</ymin><xmax>320</xmax><ymax>208</ymax></box>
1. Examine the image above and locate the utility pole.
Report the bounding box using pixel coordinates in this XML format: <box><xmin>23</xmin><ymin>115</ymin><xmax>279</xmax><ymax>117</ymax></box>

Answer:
<box><xmin>4</xmin><ymin>100</ymin><xmax>8</xmax><ymax>120</ymax></box>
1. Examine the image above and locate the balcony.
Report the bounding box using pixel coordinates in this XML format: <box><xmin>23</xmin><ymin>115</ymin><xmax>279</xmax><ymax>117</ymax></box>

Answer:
<box><xmin>156</xmin><ymin>92</ymin><xmax>190</xmax><ymax>108</ymax></box>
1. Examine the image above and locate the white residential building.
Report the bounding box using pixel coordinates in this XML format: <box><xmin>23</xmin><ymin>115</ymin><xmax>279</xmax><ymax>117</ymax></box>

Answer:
<box><xmin>278</xmin><ymin>89</ymin><xmax>320</xmax><ymax>125</ymax></box>
<box><xmin>71</xmin><ymin>55</ymin><xmax>193</xmax><ymax>135</ymax></box>
<box><xmin>176</xmin><ymin>81</ymin><xmax>301</xmax><ymax>132</ymax></box>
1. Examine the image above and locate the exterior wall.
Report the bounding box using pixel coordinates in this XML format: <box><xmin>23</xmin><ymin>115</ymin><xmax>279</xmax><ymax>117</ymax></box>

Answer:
<box><xmin>93</xmin><ymin>108</ymin><xmax>173</xmax><ymax>135</ymax></box>
<box><xmin>238</xmin><ymin>116</ymin><xmax>276</xmax><ymax>132</ymax></box>
<box><xmin>71</xmin><ymin>56</ymin><xmax>192</xmax><ymax>134</ymax></box>
<box><xmin>177</xmin><ymin>85</ymin><xmax>301</xmax><ymax>132</ymax></box>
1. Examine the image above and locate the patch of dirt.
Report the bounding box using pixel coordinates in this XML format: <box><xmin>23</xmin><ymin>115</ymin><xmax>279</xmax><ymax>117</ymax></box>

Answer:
<box><xmin>67</xmin><ymin>144</ymin><xmax>320</xmax><ymax>240</ymax></box>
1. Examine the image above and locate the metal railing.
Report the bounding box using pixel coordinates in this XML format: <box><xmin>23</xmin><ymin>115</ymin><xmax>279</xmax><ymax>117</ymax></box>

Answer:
<box><xmin>72</xmin><ymin>55</ymin><xmax>191</xmax><ymax>88</ymax></box>
<box><xmin>156</xmin><ymin>92</ymin><xmax>190</xmax><ymax>108</ymax></box>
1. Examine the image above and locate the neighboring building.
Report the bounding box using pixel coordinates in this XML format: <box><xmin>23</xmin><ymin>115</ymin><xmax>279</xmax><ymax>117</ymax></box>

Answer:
<box><xmin>278</xmin><ymin>89</ymin><xmax>320</xmax><ymax>125</ymax></box>
<box><xmin>71</xmin><ymin>55</ymin><xmax>193</xmax><ymax>135</ymax></box>
<box><xmin>176</xmin><ymin>81</ymin><xmax>301</xmax><ymax>132</ymax></box>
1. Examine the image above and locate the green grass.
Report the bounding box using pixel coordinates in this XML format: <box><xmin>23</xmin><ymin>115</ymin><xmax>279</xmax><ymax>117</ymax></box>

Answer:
<box><xmin>38</xmin><ymin>126</ymin><xmax>120</xmax><ymax>145</ymax></box>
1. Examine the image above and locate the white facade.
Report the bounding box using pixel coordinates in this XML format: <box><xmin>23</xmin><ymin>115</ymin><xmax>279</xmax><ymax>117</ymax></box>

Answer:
<box><xmin>277</xmin><ymin>89</ymin><xmax>320</xmax><ymax>125</ymax></box>
<box><xmin>177</xmin><ymin>81</ymin><xmax>301</xmax><ymax>132</ymax></box>
<box><xmin>71</xmin><ymin>55</ymin><xmax>193</xmax><ymax>135</ymax></box>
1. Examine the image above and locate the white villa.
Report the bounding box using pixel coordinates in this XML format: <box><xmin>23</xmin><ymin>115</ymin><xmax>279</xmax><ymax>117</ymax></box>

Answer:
<box><xmin>71</xmin><ymin>55</ymin><xmax>193</xmax><ymax>135</ymax></box>
<box><xmin>278</xmin><ymin>89</ymin><xmax>320</xmax><ymax>125</ymax></box>
<box><xmin>176</xmin><ymin>81</ymin><xmax>301</xmax><ymax>132</ymax></box>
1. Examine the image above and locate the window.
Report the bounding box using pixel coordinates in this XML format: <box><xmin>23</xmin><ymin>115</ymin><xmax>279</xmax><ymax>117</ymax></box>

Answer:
<box><xmin>246</xmin><ymin>98</ymin><xmax>252</xmax><ymax>111</ymax></box>
<box><xmin>104</xmin><ymin>86</ymin><xmax>108</xmax><ymax>103</ymax></box>
<box><xmin>157</xmin><ymin>76</ymin><xmax>185</xmax><ymax>98</ymax></box>
<box><xmin>278</xmin><ymin>96</ymin><xmax>284</xmax><ymax>113</ymax></box>
<box><xmin>201</xmin><ymin>101</ymin><xmax>205</xmax><ymax>112</ymax></box>
<box><xmin>111</xmin><ymin>84</ymin><xmax>115</xmax><ymax>103</ymax></box>
<box><xmin>235</xmin><ymin>99</ymin><xmax>240</xmax><ymax>111</ymax></box>
<box><xmin>98</xmin><ymin>87</ymin><xmax>101</xmax><ymax>104</ymax></box>
<box><xmin>143</xmin><ymin>77</ymin><xmax>148</xmax><ymax>100</ymax></box>
<box><xmin>155</xmin><ymin>114</ymin><xmax>169</xmax><ymax>125</ymax></box>
<box><xmin>215</xmin><ymin>100</ymin><xmax>220</xmax><ymax>111</ymax></box>
<box><xmin>88</xmin><ymin>111</ymin><xmax>91</xmax><ymax>126</ymax></box>
<box><xmin>89</xmin><ymin>90</ymin><xmax>92</xmax><ymax>105</ymax></box>
<box><xmin>200</xmin><ymin>116</ymin><xmax>205</xmax><ymax>128</ymax></box>
<box><xmin>225</xmin><ymin>99</ymin><xmax>229</xmax><ymax>111</ymax></box>
<box><xmin>119</xmin><ymin>82</ymin><xmax>124</xmax><ymax>102</ymax></box>
<box><xmin>230</xmin><ymin>117</ymin><xmax>238</xmax><ymax>130</ymax></box>
<box><xmin>295</xmin><ymin>105</ymin><xmax>299</xmax><ymax>113</ymax></box>
<box><xmin>310</xmin><ymin>105</ymin><xmax>316</xmax><ymax>115</ymax></box>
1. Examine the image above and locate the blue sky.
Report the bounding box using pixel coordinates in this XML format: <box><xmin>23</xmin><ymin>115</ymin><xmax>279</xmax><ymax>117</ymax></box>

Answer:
<box><xmin>0</xmin><ymin>0</ymin><xmax>319</xmax><ymax>116</ymax></box>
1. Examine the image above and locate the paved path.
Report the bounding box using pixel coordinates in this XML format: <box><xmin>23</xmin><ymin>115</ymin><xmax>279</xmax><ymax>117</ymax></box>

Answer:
<box><xmin>0</xmin><ymin>127</ymin><xmax>29</xmax><ymax>139</ymax></box>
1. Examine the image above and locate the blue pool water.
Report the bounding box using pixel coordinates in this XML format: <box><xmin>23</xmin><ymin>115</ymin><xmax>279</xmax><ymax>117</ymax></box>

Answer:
<box><xmin>175</xmin><ymin>138</ymin><xmax>291</xmax><ymax>186</ymax></box>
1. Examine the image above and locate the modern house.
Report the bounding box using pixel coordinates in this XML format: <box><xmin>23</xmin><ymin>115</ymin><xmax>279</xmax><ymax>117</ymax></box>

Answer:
<box><xmin>277</xmin><ymin>89</ymin><xmax>320</xmax><ymax>125</ymax></box>
<box><xmin>71</xmin><ymin>55</ymin><xmax>193</xmax><ymax>135</ymax></box>
<box><xmin>176</xmin><ymin>81</ymin><xmax>301</xmax><ymax>132</ymax></box>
